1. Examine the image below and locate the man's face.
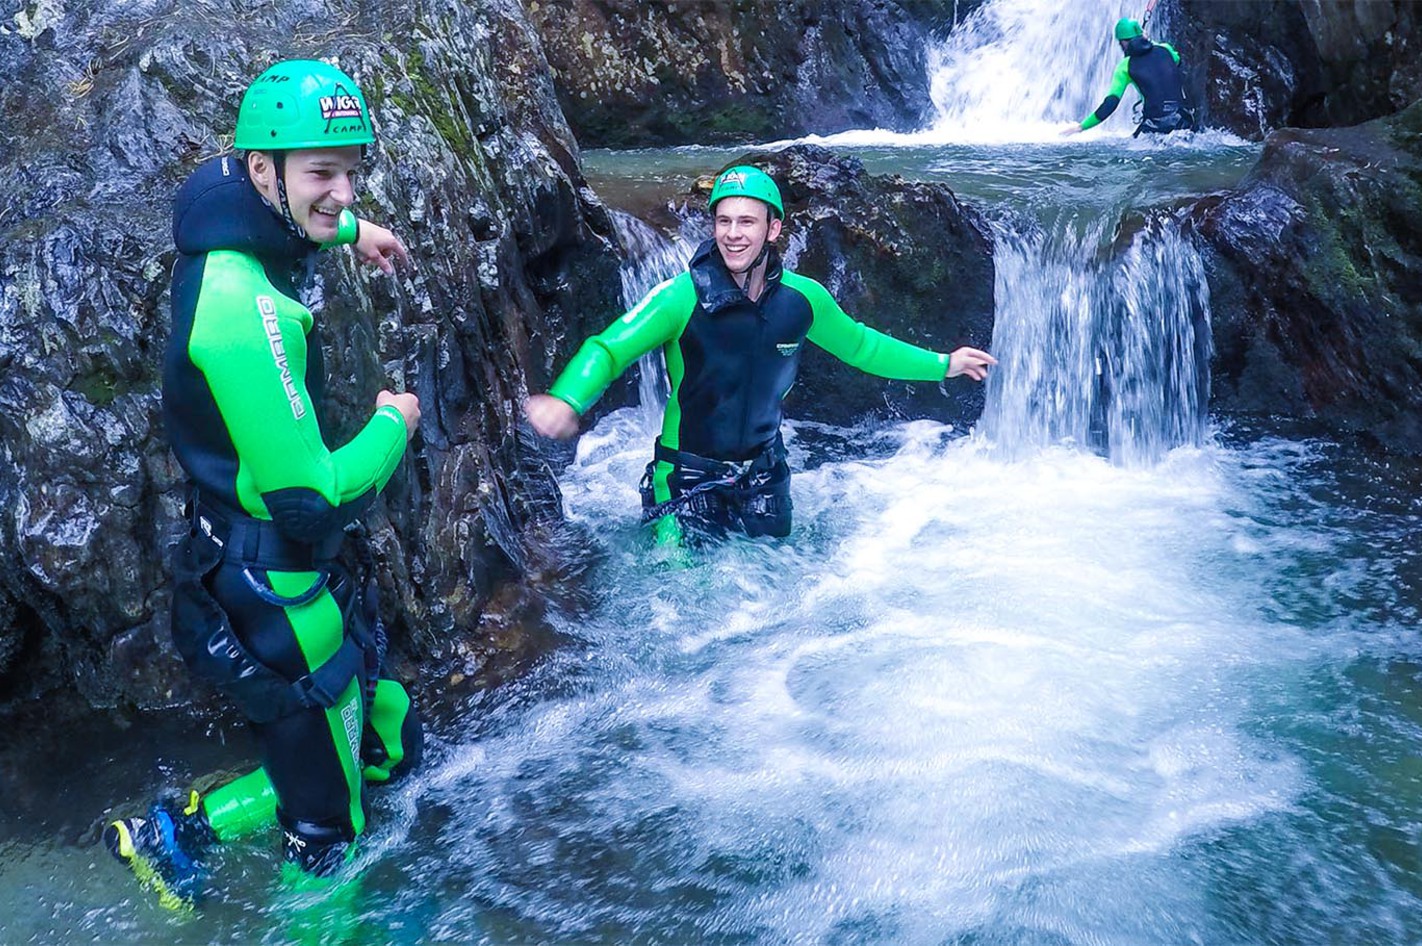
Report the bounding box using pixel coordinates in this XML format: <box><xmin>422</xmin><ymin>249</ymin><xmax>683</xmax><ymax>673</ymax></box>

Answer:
<box><xmin>249</xmin><ymin>146</ymin><xmax>363</xmax><ymax>241</ymax></box>
<box><xmin>714</xmin><ymin>196</ymin><xmax>782</xmax><ymax>274</ymax></box>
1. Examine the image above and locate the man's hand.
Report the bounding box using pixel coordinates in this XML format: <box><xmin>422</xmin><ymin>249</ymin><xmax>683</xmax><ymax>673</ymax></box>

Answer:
<box><xmin>377</xmin><ymin>390</ymin><xmax>421</xmax><ymax>441</ymax></box>
<box><xmin>354</xmin><ymin>220</ymin><xmax>411</xmax><ymax>274</ymax></box>
<box><xmin>947</xmin><ymin>346</ymin><xmax>997</xmax><ymax>382</ymax></box>
<box><xmin>1059</xmin><ymin>123</ymin><xmax>1084</xmax><ymax>136</ymax></box>
<box><xmin>524</xmin><ymin>393</ymin><xmax>580</xmax><ymax>440</ymax></box>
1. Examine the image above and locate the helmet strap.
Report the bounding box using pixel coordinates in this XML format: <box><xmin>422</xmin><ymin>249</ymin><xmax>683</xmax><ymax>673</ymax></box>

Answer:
<box><xmin>729</xmin><ymin>240</ymin><xmax>773</xmax><ymax>299</ymax></box>
<box><xmin>271</xmin><ymin>151</ymin><xmax>307</xmax><ymax>240</ymax></box>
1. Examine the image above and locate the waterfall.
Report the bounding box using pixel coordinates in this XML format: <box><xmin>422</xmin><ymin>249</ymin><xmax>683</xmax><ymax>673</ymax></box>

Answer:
<box><xmin>927</xmin><ymin>0</ymin><xmax>1146</xmax><ymax>138</ymax></box>
<box><xmin>978</xmin><ymin>213</ymin><xmax>1211</xmax><ymax>465</ymax></box>
<box><xmin>608</xmin><ymin>210</ymin><xmax>695</xmax><ymax>425</ymax></box>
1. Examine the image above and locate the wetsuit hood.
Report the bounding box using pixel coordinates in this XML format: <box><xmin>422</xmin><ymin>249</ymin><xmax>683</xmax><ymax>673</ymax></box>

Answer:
<box><xmin>689</xmin><ymin>237</ymin><xmax>784</xmax><ymax>314</ymax></box>
<box><xmin>173</xmin><ymin>154</ymin><xmax>314</xmax><ymax>260</ymax></box>
<box><xmin>1123</xmin><ymin>36</ymin><xmax>1154</xmax><ymax>57</ymax></box>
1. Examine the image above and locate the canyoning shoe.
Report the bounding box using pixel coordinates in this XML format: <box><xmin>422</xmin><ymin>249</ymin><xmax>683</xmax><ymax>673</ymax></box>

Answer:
<box><xmin>102</xmin><ymin>803</ymin><xmax>205</xmax><ymax>911</ymax></box>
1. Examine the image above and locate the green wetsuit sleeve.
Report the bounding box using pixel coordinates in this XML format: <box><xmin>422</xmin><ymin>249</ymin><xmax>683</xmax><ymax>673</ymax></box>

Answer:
<box><xmin>548</xmin><ymin>274</ymin><xmax>696</xmax><ymax>414</ymax></box>
<box><xmin>1160</xmin><ymin>42</ymin><xmax>1181</xmax><ymax>64</ymax></box>
<box><xmin>788</xmin><ymin>272</ymin><xmax>949</xmax><ymax>381</ymax></box>
<box><xmin>190</xmin><ymin>251</ymin><xmax>407</xmax><ymax>529</ymax></box>
<box><xmin>1081</xmin><ymin>58</ymin><xmax>1134</xmax><ymax>130</ymax></box>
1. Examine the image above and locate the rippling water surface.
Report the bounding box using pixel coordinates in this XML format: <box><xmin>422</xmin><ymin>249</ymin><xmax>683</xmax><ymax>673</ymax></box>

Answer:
<box><xmin>7</xmin><ymin>412</ymin><xmax>1419</xmax><ymax>945</ymax></box>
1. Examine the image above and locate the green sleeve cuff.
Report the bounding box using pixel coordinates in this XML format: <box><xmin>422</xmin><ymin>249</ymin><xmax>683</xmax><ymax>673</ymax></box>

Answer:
<box><xmin>545</xmin><ymin>389</ymin><xmax>588</xmax><ymax>416</ymax></box>
<box><xmin>376</xmin><ymin>403</ymin><xmax>406</xmax><ymax>433</ymax></box>
<box><xmin>335</xmin><ymin>209</ymin><xmax>360</xmax><ymax>246</ymax></box>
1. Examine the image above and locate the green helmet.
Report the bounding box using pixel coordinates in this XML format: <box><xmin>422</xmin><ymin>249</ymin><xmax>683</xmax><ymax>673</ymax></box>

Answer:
<box><xmin>1114</xmin><ymin>17</ymin><xmax>1144</xmax><ymax>41</ymax></box>
<box><xmin>708</xmin><ymin>165</ymin><xmax>784</xmax><ymax>219</ymax></box>
<box><xmin>234</xmin><ymin>59</ymin><xmax>374</xmax><ymax>151</ymax></box>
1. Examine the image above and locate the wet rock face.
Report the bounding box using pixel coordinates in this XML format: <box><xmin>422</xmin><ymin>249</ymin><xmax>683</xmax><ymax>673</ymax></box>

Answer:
<box><xmin>527</xmin><ymin>0</ymin><xmax>976</xmax><ymax>148</ymax></box>
<box><xmin>1191</xmin><ymin>101</ymin><xmax>1422</xmax><ymax>453</ymax></box>
<box><xmin>732</xmin><ymin>145</ymin><xmax>995</xmax><ymax>430</ymax></box>
<box><xmin>1170</xmin><ymin>0</ymin><xmax>1421</xmax><ymax>138</ymax></box>
<box><xmin>0</xmin><ymin>0</ymin><xmax>623</xmax><ymax>714</ymax></box>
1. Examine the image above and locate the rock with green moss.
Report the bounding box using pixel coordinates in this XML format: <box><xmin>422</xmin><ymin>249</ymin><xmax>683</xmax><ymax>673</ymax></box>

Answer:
<box><xmin>0</xmin><ymin>0</ymin><xmax>623</xmax><ymax>717</ymax></box>
<box><xmin>1190</xmin><ymin>99</ymin><xmax>1422</xmax><ymax>452</ymax></box>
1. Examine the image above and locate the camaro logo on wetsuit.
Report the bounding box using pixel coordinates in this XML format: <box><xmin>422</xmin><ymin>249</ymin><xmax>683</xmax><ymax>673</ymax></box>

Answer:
<box><xmin>776</xmin><ymin>342</ymin><xmax>800</xmax><ymax>357</ymax></box>
<box><xmin>257</xmin><ymin>295</ymin><xmax>306</xmax><ymax>420</ymax></box>
<box><xmin>340</xmin><ymin>696</ymin><xmax>361</xmax><ymax>763</ymax></box>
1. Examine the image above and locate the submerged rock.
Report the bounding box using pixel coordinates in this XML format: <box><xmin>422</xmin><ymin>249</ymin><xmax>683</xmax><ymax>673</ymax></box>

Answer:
<box><xmin>1191</xmin><ymin>100</ymin><xmax>1422</xmax><ymax>452</ymax></box>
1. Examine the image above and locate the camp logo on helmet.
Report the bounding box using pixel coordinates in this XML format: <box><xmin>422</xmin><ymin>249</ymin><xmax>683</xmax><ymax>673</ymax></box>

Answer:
<box><xmin>319</xmin><ymin>84</ymin><xmax>367</xmax><ymax>137</ymax></box>
<box><xmin>320</xmin><ymin>91</ymin><xmax>364</xmax><ymax>122</ymax></box>
<box><xmin>718</xmin><ymin>170</ymin><xmax>748</xmax><ymax>187</ymax></box>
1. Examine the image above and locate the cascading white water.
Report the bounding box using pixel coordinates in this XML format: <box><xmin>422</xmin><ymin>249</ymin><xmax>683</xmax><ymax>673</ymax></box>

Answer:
<box><xmin>927</xmin><ymin>0</ymin><xmax>1147</xmax><ymax>139</ymax></box>
<box><xmin>978</xmin><ymin>213</ymin><xmax>1211</xmax><ymax>465</ymax></box>
<box><xmin>607</xmin><ymin>209</ymin><xmax>695</xmax><ymax>423</ymax></box>
<box><xmin>918</xmin><ymin>0</ymin><xmax>1216</xmax><ymax>465</ymax></box>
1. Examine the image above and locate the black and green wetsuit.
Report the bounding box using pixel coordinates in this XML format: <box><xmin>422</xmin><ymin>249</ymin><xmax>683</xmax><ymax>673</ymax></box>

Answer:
<box><xmin>550</xmin><ymin>238</ymin><xmax>949</xmax><ymax>540</ymax></box>
<box><xmin>163</xmin><ymin>154</ymin><xmax>420</xmax><ymax>875</ymax></box>
<box><xmin>1082</xmin><ymin>37</ymin><xmax>1193</xmax><ymax>135</ymax></box>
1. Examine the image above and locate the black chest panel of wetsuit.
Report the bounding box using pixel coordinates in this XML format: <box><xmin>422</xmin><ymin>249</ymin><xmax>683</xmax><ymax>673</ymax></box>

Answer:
<box><xmin>679</xmin><ymin>240</ymin><xmax>813</xmax><ymax>461</ymax></box>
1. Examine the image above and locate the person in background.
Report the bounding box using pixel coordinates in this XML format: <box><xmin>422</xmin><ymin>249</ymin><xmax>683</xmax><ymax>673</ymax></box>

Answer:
<box><xmin>1064</xmin><ymin>17</ymin><xmax>1195</xmax><ymax>137</ymax></box>
<box><xmin>524</xmin><ymin>164</ymin><xmax>995</xmax><ymax>547</ymax></box>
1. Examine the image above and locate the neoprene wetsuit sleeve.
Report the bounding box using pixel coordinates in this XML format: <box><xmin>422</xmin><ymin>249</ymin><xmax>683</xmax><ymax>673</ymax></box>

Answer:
<box><xmin>548</xmin><ymin>274</ymin><xmax>696</xmax><ymax>414</ymax></box>
<box><xmin>788</xmin><ymin>272</ymin><xmax>950</xmax><ymax>381</ymax></box>
<box><xmin>1081</xmin><ymin>58</ymin><xmax>1134</xmax><ymax>130</ymax></box>
<box><xmin>1160</xmin><ymin>42</ymin><xmax>1181</xmax><ymax>64</ymax></box>
<box><xmin>190</xmin><ymin>250</ymin><xmax>407</xmax><ymax>533</ymax></box>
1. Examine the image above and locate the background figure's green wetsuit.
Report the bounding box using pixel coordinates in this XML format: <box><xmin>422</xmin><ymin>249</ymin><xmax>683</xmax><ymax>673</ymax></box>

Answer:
<box><xmin>162</xmin><ymin>155</ymin><xmax>421</xmax><ymax>876</ymax></box>
<box><xmin>1081</xmin><ymin>37</ymin><xmax>1193</xmax><ymax>135</ymax></box>
<box><xmin>550</xmin><ymin>238</ymin><xmax>950</xmax><ymax>542</ymax></box>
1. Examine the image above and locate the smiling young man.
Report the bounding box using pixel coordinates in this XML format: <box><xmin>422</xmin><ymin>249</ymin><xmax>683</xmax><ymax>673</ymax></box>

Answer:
<box><xmin>525</xmin><ymin>164</ymin><xmax>995</xmax><ymax>544</ymax></box>
<box><xmin>104</xmin><ymin>59</ymin><xmax>423</xmax><ymax>909</ymax></box>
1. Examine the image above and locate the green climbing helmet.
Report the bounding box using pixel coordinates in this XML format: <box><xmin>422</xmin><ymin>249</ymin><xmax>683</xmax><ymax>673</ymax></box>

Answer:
<box><xmin>1114</xmin><ymin>17</ymin><xmax>1144</xmax><ymax>41</ymax></box>
<box><xmin>708</xmin><ymin>165</ymin><xmax>784</xmax><ymax>220</ymax></box>
<box><xmin>234</xmin><ymin>59</ymin><xmax>374</xmax><ymax>151</ymax></box>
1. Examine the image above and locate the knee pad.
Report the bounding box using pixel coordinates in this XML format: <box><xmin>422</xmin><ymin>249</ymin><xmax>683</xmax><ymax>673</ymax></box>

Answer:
<box><xmin>361</xmin><ymin>679</ymin><xmax>424</xmax><ymax>783</ymax></box>
<box><xmin>279</xmin><ymin>816</ymin><xmax>353</xmax><ymax>878</ymax></box>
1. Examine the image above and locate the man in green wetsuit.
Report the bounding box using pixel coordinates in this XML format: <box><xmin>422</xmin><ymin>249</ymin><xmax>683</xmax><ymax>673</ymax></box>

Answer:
<box><xmin>103</xmin><ymin>59</ymin><xmax>423</xmax><ymax>910</ymax></box>
<box><xmin>525</xmin><ymin>165</ymin><xmax>995</xmax><ymax>544</ymax></box>
<box><xmin>1064</xmin><ymin>17</ymin><xmax>1195</xmax><ymax>136</ymax></box>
